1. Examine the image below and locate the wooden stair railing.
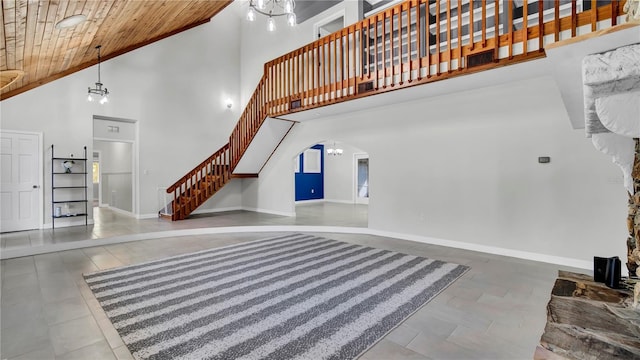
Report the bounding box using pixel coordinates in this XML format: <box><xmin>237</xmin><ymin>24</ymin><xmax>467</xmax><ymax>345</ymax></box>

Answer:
<box><xmin>165</xmin><ymin>0</ymin><xmax>626</xmax><ymax>220</ymax></box>
<box><xmin>165</xmin><ymin>144</ymin><xmax>230</xmax><ymax>220</ymax></box>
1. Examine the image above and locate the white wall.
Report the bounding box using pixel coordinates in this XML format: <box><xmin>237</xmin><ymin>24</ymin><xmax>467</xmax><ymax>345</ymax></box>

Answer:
<box><xmin>94</xmin><ymin>141</ymin><xmax>133</xmax><ymax>212</ymax></box>
<box><xmin>0</xmin><ymin>4</ymin><xmax>243</xmax><ymax>222</ymax></box>
<box><xmin>241</xmin><ymin>76</ymin><xmax>628</xmax><ymax>265</ymax></box>
<box><xmin>322</xmin><ymin>141</ymin><xmax>367</xmax><ymax>203</ymax></box>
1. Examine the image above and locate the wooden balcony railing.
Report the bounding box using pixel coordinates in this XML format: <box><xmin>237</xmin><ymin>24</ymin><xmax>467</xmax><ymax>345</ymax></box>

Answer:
<box><xmin>259</xmin><ymin>0</ymin><xmax>624</xmax><ymax>117</ymax></box>
<box><xmin>170</xmin><ymin>0</ymin><xmax>626</xmax><ymax>220</ymax></box>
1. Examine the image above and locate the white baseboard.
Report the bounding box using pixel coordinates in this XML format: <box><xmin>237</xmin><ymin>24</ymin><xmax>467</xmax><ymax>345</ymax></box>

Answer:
<box><xmin>3</xmin><ymin>223</ymin><xmax>594</xmax><ymax>272</ymax></box>
<box><xmin>106</xmin><ymin>206</ymin><xmax>136</xmax><ymax>218</ymax></box>
<box><xmin>366</xmin><ymin>228</ymin><xmax>593</xmax><ymax>271</ymax></box>
<box><xmin>295</xmin><ymin>199</ymin><xmax>355</xmax><ymax>205</ymax></box>
<box><xmin>137</xmin><ymin>213</ymin><xmax>160</xmax><ymax>219</ymax></box>
<box><xmin>324</xmin><ymin>199</ymin><xmax>356</xmax><ymax>204</ymax></box>
<box><xmin>295</xmin><ymin>199</ymin><xmax>325</xmax><ymax>205</ymax></box>
<box><xmin>42</xmin><ymin>218</ymin><xmax>95</xmax><ymax>229</ymax></box>
<box><xmin>192</xmin><ymin>206</ymin><xmax>244</xmax><ymax>215</ymax></box>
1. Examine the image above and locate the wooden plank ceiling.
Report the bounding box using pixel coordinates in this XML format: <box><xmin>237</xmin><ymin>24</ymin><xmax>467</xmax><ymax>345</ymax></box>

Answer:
<box><xmin>0</xmin><ymin>0</ymin><xmax>233</xmax><ymax>100</ymax></box>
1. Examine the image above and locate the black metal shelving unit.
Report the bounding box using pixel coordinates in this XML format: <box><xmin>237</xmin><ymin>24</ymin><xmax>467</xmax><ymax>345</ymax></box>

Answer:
<box><xmin>51</xmin><ymin>145</ymin><xmax>88</xmax><ymax>229</ymax></box>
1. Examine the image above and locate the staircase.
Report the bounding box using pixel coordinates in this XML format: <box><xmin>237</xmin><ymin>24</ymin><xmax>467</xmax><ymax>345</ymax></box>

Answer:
<box><xmin>161</xmin><ymin>0</ymin><xmax>627</xmax><ymax>220</ymax></box>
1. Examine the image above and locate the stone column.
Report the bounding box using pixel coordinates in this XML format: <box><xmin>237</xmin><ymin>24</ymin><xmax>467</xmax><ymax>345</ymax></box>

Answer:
<box><xmin>628</xmin><ymin>138</ymin><xmax>640</xmax><ymax>276</ymax></box>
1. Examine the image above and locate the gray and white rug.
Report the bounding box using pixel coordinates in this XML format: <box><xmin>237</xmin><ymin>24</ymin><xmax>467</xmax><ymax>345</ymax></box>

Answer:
<box><xmin>84</xmin><ymin>234</ymin><xmax>468</xmax><ymax>360</ymax></box>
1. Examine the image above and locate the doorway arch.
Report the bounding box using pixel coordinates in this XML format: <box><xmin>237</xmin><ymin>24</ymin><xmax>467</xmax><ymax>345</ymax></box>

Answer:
<box><xmin>292</xmin><ymin>140</ymin><xmax>369</xmax><ymax>226</ymax></box>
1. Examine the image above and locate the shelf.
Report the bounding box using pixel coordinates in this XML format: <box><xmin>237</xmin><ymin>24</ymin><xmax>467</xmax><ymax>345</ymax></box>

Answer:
<box><xmin>52</xmin><ymin>157</ymin><xmax>87</xmax><ymax>161</ymax></box>
<box><xmin>52</xmin><ymin>213</ymin><xmax>88</xmax><ymax>219</ymax></box>
<box><xmin>51</xmin><ymin>144</ymin><xmax>88</xmax><ymax>229</ymax></box>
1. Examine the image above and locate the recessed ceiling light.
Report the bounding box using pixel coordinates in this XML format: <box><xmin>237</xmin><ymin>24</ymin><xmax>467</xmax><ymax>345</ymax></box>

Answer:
<box><xmin>55</xmin><ymin>14</ymin><xmax>87</xmax><ymax>29</ymax></box>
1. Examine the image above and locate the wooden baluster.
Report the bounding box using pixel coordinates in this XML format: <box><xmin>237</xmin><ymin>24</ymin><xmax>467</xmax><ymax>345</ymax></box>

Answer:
<box><xmin>309</xmin><ymin>46</ymin><xmax>313</xmax><ymax>105</ymax></box>
<box><xmin>457</xmin><ymin>0</ymin><xmax>462</xmax><ymax>70</ymax></box>
<box><xmin>494</xmin><ymin>0</ymin><xmax>499</xmax><ymax>60</ymax></box>
<box><xmin>415</xmin><ymin>0</ymin><xmax>422</xmax><ymax>81</ymax></box>
<box><xmin>591</xmin><ymin>0</ymin><xmax>597</xmax><ymax>32</ymax></box>
<box><xmin>481</xmin><ymin>0</ymin><xmax>486</xmax><ymax>46</ymax></box>
<box><xmin>321</xmin><ymin>40</ymin><xmax>326</xmax><ymax>102</ymax></box>
<box><xmin>407</xmin><ymin>1</ymin><xmax>413</xmax><ymax>83</ymax></box>
<box><xmin>538</xmin><ymin>0</ymin><xmax>544</xmax><ymax>51</ymax></box>
<box><xmin>327</xmin><ymin>37</ymin><xmax>332</xmax><ymax>100</ymax></box>
<box><xmin>523</xmin><ymin>0</ymin><xmax>528</xmax><ymax>54</ymax></box>
<box><xmin>317</xmin><ymin>42</ymin><xmax>322</xmax><ymax>103</ymax></box>
<box><xmin>336</xmin><ymin>33</ymin><xmax>338</xmax><ymax>100</ymax></box>
<box><xmin>374</xmin><ymin>16</ymin><xmax>379</xmax><ymax>88</ymax></box>
<box><xmin>308</xmin><ymin>46</ymin><xmax>313</xmax><ymax>105</ymax></box>
<box><xmin>299</xmin><ymin>49</ymin><xmax>303</xmax><ymax>100</ymax></box>
<box><xmin>286</xmin><ymin>54</ymin><xmax>290</xmax><ymax>107</ymax></box>
<box><xmin>611</xmin><ymin>0</ymin><xmax>618</xmax><ymax>26</ymax></box>
<box><xmin>360</xmin><ymin>22</ymin><xmax>365</xmax><ymax>81</ymax></box>
<box><xmin>351</xmin><ymin>26</ymin><xmax>356</xmax><ymax>85</ymax></box>
<box><xmin>292</xmin><ymin>52</ymin><xmax>296</xmax><ymax>100</ymax></box>
<box><xmin>424</xmin><ymin>0</ymin><xmax>430</xmax><ymax>79</ymax></box>
<box><xmin>436</xmin><ymin>0</ymin><xmax>441</xmax><ymax>76</ymax></box>
<box><xmin>508</xmin><ymin>0</ymin><xmax>513</xmax><ymax>59</ymax></box>
<box><xmin>554</xmin><ymin>0</ymin><xmax>560</xmax><ymax>42</ymax></box>
<box><xmin>340</xmin><ymin>29</ymin><xmax>349</xmax><ymax>97</ymax></box>
<box><xmin>397</xmin><ymin>5</ymin><xmax>402</xmax><ymax>85</ymax></box>
<box><xmin>314</xmin><ymin>43</ymin><xmax>319</xmax><ymax>104</ymax></box>
<box><xmin>571</xmin><ymin>0</ymin><xmax>576</xmax><ymax>37</ymax></box>
<box><xmin>389</xmin><ymin>8</ymin><xmax>394</xmax><ymax>87</ymax></box>
<box><xmin>278</xmin><ymin>58</ymin><xmax>287</xmax><ymax>109</ymax></box>
<box><xmin>469</xmin><ymin>0</ymin><xmax>475</xmax><ymax>51</ymax></box>
<box><xmin>447</xmin><ymin>0</ymin><xmax>451</xmax><ymax>73</ymax></box>
<box><xmin>376</xmin><ymin>11</ymin><xmax>384</xmax><ymax>89</ymax></box>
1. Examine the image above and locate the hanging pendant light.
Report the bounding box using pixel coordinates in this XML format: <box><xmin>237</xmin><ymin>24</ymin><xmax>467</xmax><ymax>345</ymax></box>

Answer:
<box><xmin>267</xmin><ymin>16</ymin><xmax>276</xmax><ymax>32</ymax></box>
<box><xmin>87</xmin><ymin>45</ymin><xmax>109</xmax><ymax>104</ymax></box>
<box><xmin>327</xmin><ymin>142</ymin><xmax>343</xmax><ymax>156</ymax></box>
<box><xmin>246</xmin><ymin>0</ymin><xmax>296</xmax><ymax>31</ymax></box>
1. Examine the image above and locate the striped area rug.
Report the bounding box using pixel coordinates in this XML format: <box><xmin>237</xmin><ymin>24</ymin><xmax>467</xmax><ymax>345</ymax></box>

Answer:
<box><xmin>84</xmin><ymin>234</ymin><xmax>468</xmax><ymax>360</ymax></box>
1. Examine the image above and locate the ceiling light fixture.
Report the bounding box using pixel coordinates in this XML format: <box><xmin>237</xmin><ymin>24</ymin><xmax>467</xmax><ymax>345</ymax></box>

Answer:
<box><xmin>87</xmin><ymin>45</ymin><xmax>109</xmax><ymax>105</ymax></box>
<box><xmin>246</xmin><ymin>0</ymin><xmax>296</xmax><ymax>32</ymax></box>
<box><xmin>55</xmin><ymin>14</ymin><xmax>87</xmax><ymax>29</ymax></box>
<box><xmin>326</xmin><ymin>142</ymin><xmax>343</xmax><ymax>156</ymax></box>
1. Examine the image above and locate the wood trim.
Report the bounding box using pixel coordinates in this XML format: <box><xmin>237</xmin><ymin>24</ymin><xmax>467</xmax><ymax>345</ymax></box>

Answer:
<box><xmin>544</xmin><ymin>22</ymin><xmax>639</xmax><ymax>50</ymax></box>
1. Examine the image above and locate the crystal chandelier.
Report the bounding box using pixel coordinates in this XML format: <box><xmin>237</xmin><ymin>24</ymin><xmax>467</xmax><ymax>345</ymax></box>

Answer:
<box><xmin>326</xmin><ymin>142</ymin><xmax>343</xmax><ymax>156</ymax></box>
<box><xmin>246</xmin><ymin>0</ymin><xmax>296</xmax><ymax>32</ymax></box>
<box><xmin>87</xmin><ymin>45</ymin><xmax>109</xmax><ymax>104</ymax></box>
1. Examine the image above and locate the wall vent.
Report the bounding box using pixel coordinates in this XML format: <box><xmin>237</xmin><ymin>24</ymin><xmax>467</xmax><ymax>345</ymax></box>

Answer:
<box><xmin>357</xmin><ymin>81</ymin><xmax>374</xmax><ymax>94</ymax></box>
<box><xmin>290</xmin><ymin>98</ymin><xmax>302</xmax><ymax>110</ymax></box>
<box><xmin>467</xmin><ymin>50</ymin><xmax>495</xmax><ymax>68</ymax></box>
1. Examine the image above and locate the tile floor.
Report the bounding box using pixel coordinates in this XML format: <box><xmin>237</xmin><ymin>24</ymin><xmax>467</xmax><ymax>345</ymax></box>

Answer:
<box><xmin>1</xmin><ymin>203</ymin><xmax>369</xmax><ymax>251</ymax></box>
<box><xmin>1</xmin><ymin>204</ymin><xmax>581</xmax><ymax>359</ymax></box>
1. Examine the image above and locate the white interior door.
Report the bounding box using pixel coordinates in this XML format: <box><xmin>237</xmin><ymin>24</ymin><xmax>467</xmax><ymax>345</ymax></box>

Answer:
<box><xmin>355</xmin><ymin>154</ymin><xmax>369</xmax><ymax>204</ymax></box>
<box><xmin>1</xmin><ymin>131</ymin><xmax>42</xmax><ymax>232</ymax></box>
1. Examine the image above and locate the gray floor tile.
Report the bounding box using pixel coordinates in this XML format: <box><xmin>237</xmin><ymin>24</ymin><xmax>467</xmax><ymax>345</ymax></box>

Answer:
<box><xmin>43</xmin><ymin>296</ymin><xmax>91</xmax><ymax>325</ymax></box>
<box><xmin>6</xmin><ymin>343</ymin><xmax>55</xmax><ymax>360</ymax></box>
<box><xmin>48</xmin><ymin>316</ymin><xmax>105</xmax><ymax>356</ymax></box>
<box><xmin>0</xmin><ymin>205</ymin><xmax>577</xmax><ymax>360</ymax></box>
<box><xmin>55</xmin><ymin>340</ymin><xmax>116</xmax><ymax>360</ymax></box>
<box><xmin>366</xmin><ymin>339</ymin><xmax>431</xmax><ymax>360</ymax></box>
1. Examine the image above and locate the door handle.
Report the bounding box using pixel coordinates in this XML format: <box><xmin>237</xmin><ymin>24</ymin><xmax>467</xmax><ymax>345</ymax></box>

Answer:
<box><xmin>33</xmin><ymin>185</ymin><xmax>40</xmax><ymax>189</ymax></box>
